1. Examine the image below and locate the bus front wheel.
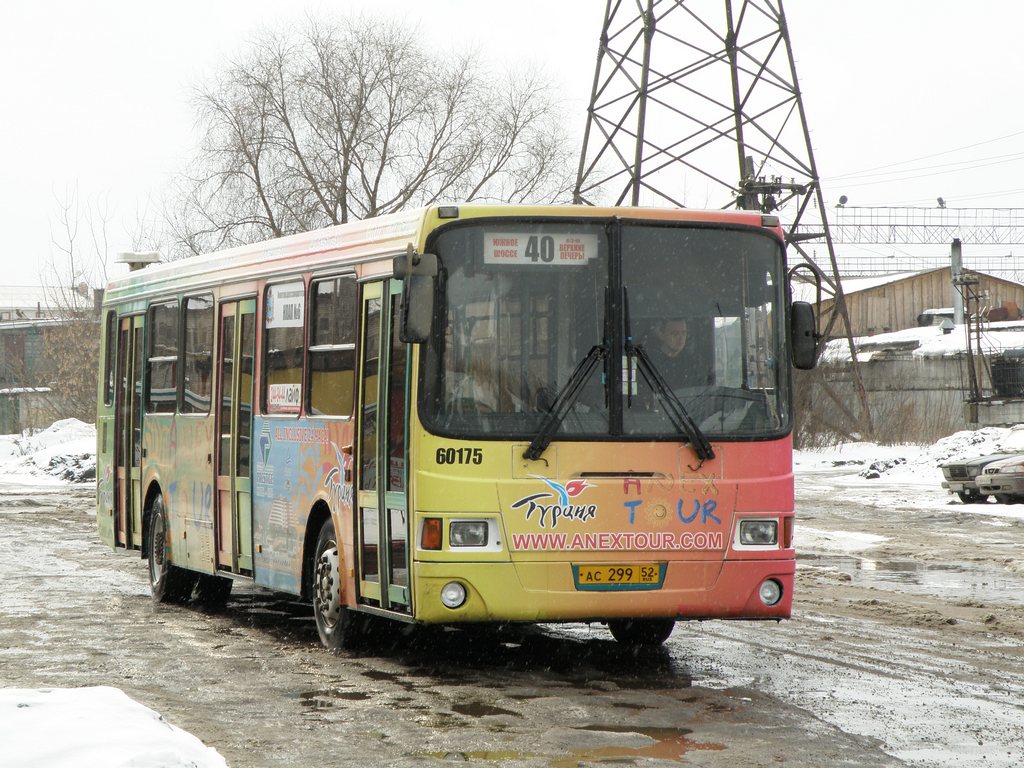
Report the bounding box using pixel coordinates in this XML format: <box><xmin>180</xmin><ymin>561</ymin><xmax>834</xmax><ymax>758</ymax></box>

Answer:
<box><xmin>312</xmin><ymin>518</ymin><xmax>364</xmax><ymax>651</ymax></box>
<box><xmin>608</xmin><ymin>618</ymin><xmax>675</xmax><ymax>646</ymax></box>
<box><xmin>148</xmin><ymin>495</ymin><xmax>197</xmax><ymax>604</ymax></box>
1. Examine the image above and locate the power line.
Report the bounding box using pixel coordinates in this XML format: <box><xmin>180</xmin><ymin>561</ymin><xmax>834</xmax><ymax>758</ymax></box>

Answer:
<box><xmin>829</xmin><ymin>153</ymin><xmax>1024</xmax><ymax>189</ymax></box>
<box><xmin>886</xmin><ymin>187</ymin><xmax>1024</xmax><ymax>207</ymax></box>
<box><xmin>823</xmin><ymin>127</ymin><xmax>1024</xmax><ymax>181</ymax></box>
<box><xmin>826</xmin><ymin>150</ymin><xmax>1024</xmax><ymax>183</ymax></box>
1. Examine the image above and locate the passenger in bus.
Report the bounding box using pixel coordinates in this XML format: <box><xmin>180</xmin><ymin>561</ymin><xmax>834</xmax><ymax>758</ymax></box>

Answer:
<box><xmin>459</xmin><ymin>357</ymin><xmax>500</xmax><ymax>413</ymax></box>
<box><xmin>451</xmin><ymin>339</ymin><xmax>507</xmax><ymax>414</ymax></box>
<box><xmin>646</xmin><ymin>317</ymin><xmax>709</xmax><ymax>389</ymax></box>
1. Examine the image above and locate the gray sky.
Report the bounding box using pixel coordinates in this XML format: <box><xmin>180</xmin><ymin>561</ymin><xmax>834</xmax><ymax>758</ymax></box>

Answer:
<box><xmin>3</xmin><ymin>1</ymin><xmax>1023</xmax><ymax>288</ymax></box>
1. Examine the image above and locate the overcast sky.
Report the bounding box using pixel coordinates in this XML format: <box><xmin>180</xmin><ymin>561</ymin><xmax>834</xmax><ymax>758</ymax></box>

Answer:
<box><xmin>3</xmin><ymin>1</ymin><xmax>1023</xmax><ymax>289</ymax></box>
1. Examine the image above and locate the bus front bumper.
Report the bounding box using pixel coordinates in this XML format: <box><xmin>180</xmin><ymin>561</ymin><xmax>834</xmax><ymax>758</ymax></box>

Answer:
<box><xmin>412</xmin><ymin>557</ymin><xmax>794</xmax><ymax>624</ymax></box>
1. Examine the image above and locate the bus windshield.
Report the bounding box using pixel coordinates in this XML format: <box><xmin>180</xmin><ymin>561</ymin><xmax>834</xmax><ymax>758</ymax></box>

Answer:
<box><xmin>420</xmin><ymin>218</ymin><xmax>789</xmax><ymax>441</ymax></box>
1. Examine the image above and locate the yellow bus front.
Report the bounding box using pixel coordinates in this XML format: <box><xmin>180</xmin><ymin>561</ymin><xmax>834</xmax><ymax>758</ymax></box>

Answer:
<box><xmin>404</xmin><ymin>208</ymin><xmax>796</xmax><ymax>632</ymax></box>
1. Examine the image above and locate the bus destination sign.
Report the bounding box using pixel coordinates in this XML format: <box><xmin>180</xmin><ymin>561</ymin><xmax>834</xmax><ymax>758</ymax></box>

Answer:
<box><xmin>483</xmin><ymin>232</ymin><xmax>599</xmax><ymax>266</ymax></box>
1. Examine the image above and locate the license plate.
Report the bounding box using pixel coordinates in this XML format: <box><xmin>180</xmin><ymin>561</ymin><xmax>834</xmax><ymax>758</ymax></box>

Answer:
<box><xmin>572</xmin><ymin>563</ymin><xmax>665</xmax><ymax>591</ymax></box>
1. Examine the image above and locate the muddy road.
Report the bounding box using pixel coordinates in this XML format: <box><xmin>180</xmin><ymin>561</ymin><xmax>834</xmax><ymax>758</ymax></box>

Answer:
<box><xmin>1</xmin><ymin>478</ymin><xmax>1022</xmax><ymax>767</ymax></box>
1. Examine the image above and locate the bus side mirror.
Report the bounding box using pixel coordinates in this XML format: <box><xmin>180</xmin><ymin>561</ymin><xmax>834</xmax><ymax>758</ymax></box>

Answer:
<box><xmin>790</xmin><ymin>301</ymin><xmax>818</xmax><ymax>370</ymax></box>
<box><xmin>393</xmin><ymin>250</ymin><xmax>438</xmax><ymax>343</ymax></box>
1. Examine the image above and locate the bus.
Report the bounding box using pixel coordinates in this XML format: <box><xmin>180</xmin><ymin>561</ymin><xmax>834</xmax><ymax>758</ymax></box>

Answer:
<box><xmin>96</xmin><ymin>204</ymin><xmax>818</xmax><ymax>649</ymax></box>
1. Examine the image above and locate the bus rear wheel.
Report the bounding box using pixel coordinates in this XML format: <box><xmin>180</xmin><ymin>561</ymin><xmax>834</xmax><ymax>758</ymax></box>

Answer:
<box><xmin>312</xmin><ymin>518</ymin><xmax>365</xmax><ymax>651</ymax></box>
<box><xmin>148</xmin><ymin>496</ymin><xmax>197</xmax><ymax>604</ymax></box>
<box><xmin>608</xmin><ymin>618</ymin><xmax>675</xmax><ymax>646</ymax></box>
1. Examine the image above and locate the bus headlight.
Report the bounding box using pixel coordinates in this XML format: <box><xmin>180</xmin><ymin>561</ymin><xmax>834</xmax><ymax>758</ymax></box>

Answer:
<box><xmin>450</xmin><ymin>521</ymin><xmax>488</xmax><ymax>547</ymax></box>
<box><xmin>739</xmin><ymin>519</ymin><xmax>778</xmax><ymax>546</ymax></box>
<box><xmin>440</xmin><ymin>581</ymin><xmax>467</xmax><ymax>609</ymax></box>
<box><xmin>758</xmin><ymin>579</ymin><xmax>783</xmax><ymax>606</ymax></box>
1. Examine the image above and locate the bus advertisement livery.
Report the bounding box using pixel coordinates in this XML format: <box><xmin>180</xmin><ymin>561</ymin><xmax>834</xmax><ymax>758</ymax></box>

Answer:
<box><xmin>96</xmin><ymin>204</ymin><xmax>818</xmax><ymax>649</ymax></box>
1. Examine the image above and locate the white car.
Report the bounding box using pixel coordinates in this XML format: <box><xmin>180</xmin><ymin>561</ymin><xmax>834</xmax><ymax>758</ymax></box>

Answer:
<box><xmin>975</xmin><ymin>455</ymin><xmax>1024</xmax><ymax>503</ymax></box>
<box><xmin>940</xmin><ymin>452</ymin><xmax>1015</xmax><ymax>503</ymax></box>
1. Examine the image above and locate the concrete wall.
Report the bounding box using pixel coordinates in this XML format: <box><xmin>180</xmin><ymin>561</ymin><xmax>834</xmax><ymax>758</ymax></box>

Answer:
<box><xmin>817</xmin><ymin>353</ymin><xmax>998</xmax><ymax>438</ymax></box>
<box><xmin>0</xmin><ymin>390</ymin><xmax>60</xmax><ymax>434</ymax></box>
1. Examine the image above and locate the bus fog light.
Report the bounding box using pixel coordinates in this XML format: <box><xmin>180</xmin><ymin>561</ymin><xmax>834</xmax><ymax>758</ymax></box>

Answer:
<box><xmin>758</xmin><ymin>579</ymin><xmax>783</xmax><ymax>606</ymax></box>
<box><xmin>450</xmin><ymin>521</ymin><xmax>488</xmax><ymax>547</ymax></box>
<box><xmin>740</xmin><ymin>519</ymin><xmax>778</xmax><ymax>546</ymax></box>
<box><xmin>440</xmin><ymin>581</ymin><xmax>467</xmax><ymax>609</ymax></box>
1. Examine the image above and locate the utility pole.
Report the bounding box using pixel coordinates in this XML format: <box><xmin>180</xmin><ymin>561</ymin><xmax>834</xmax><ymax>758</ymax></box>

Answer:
<box><xmin>951</xmin><ymin>239</ymin><xmax>965</xmax><ymax>326</ymax></box>
<box><xmin>574</xmin><ymin>0</ymin><xmax>874</xmax><ymax>438</ymax></box>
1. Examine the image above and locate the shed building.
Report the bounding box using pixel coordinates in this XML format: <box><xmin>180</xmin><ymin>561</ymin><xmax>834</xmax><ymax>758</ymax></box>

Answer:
<box><xmin>804</xmin><ymin>267</ymin><xmax>1024</xmax><ymax>338</ymax></box>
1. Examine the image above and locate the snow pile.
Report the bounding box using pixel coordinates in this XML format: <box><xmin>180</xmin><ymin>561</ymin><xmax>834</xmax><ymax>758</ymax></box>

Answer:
<box><xmin>0</xmin><ymin>687</ymin><xmax>226</xmax><ymax>768</ymax></box>
<box><xmin>795</xmin><ymin>425</ymin><xmax>1024</xmax><ymax>485</ymax></box>
<box><xmin>794</xmin><ymin>426</ymin><xmax>1024</xmax><ymax>523</ymax></box>
<box><xmin>0</xmin><ymin>419</ymin><xmax>96</xmax><ymax>484</ymax></box>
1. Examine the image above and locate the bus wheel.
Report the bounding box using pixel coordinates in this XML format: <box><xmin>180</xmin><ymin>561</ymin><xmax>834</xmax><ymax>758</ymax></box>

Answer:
<box><xmin>608</xmin><ymin>618</ymin><xmax>675</xmax><ymax>647</ymax></box>
<box><xmin>148</xmin><ymin>495</ymin><xmax>197</xmax><ymax>604</ymax></box>
<box><xmin>312</xmin><ymin>518</ymin><xmax>364</xmax><ymax>651</ymax></box>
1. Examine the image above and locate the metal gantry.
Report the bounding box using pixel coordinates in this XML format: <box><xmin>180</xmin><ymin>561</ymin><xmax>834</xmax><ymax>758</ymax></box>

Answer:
<box><xmin>574</xmin><ymin>0</ymin><xmax>873</xmax><ymax>436</ymax></box>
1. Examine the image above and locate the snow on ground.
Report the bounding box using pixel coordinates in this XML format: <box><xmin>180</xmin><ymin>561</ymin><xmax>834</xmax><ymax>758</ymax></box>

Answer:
<box><xmin>794</xmin><ymin>423</ymin><xmax>1024</xmax><ymax>524</ymax></box>
<box><xmin>0</xmin><ymin>421</ymin><xmax>225</xmax><ymax>767</ymax></box>
<box><xmin>4</xmin><ymin>418</ymin><xmax>1024</xmax><ymax>765</ymax></box>
<box><xmin>0</xmin><ymin>688</ymin><xmax>226</xmax><ymax>768</ymax></box>
<box><xmin>0</xmin><ymin>418</ymin><xmax>96</xmax><ymax>485</ymax></box>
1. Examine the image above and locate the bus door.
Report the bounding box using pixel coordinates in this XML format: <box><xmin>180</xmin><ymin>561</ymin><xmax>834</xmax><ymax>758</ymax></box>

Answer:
<box><xmin>114</xmin><ymin>314</ymin><xmax>144</xmax><ymax>549</ymax></box>
<box><xmin>214</xmin><ymin>299</ymin><xmax>256</xmax><ymax>574</ymax></box>
<box><xmin>356</xmin><ymin>280</ymin><xmax>410</xmax><ymax>612</ymax></box>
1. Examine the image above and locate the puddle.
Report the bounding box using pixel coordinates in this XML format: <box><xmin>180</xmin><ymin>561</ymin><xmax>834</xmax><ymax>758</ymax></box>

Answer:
<box><xmin>550</xmin><ymin>725</ymin><xmax>726</xmax><ymax>766</ymax></box>
<box><xmin>362</xmin><ymin>668</ymin><xmax>403</xmax><ymax>683</ymax></box>
<box><xmin>330</xmin><ymin>691</ymin><xmax>371</xmax><ymax>701</ymax></box>
<box><xmin>450</xmin><ymin>701</ymin><xmax>521</xmax><ymax>718</ymax></box>
<box><xmin>294</xmin><ymin>688</ymin><xmax>371</xmax><ymax>709</ymax></box>
<box><xmin>800</xmin><ymin>553</ymin><xmax>1024</xmax><ymax>605</ymax></box>
<box><xmin>420</xmin><ymin>726</ymin><xmax>725</xmax><ymax>766</ymax></box>
<box><xmin>611</xmin><ymin>701</ymin><xmax>651</xmax><ymax>710</ymax></box>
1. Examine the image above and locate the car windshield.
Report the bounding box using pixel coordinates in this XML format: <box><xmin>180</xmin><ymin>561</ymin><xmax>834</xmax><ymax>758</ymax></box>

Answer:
<box><xmin>419</xmin><ymin>218</ymin><xmax>790</xmax><ymax>441</ymax></box>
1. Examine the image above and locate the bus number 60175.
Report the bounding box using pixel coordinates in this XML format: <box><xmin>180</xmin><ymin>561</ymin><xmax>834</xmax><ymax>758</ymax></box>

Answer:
<box><xmin>435</xmin><ymin>447</ymin><xmax>483</xmax><ymax>465</ymax></box>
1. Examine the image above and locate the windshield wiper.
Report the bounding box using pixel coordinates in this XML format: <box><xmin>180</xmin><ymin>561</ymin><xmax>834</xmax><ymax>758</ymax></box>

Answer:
<box><xmin>631</xmin><ymin>345</ymin><xmax>715</xmax><ymax>462</ymax></box>
<box><xmin>623</xmin><ymin>286</ymin><xmax>714</xmax><ymax>462</ymax></box>
<box><xmin>523</xmin><ymin>345</ymin><xmax>607</xmax><ymax>461</ymax></box>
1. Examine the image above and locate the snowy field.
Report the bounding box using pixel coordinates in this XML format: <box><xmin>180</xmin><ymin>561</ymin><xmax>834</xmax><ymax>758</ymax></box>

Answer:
<box><xmin>4</xmin><ymin>418</ymin><xmax>1024</xmax><ymax>766</ymax></box>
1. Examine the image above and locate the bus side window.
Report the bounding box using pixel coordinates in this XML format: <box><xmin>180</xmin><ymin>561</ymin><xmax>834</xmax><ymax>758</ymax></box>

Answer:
<box><xmin>182</xmin><ymin>295</ymin><xmax>214</xmax><ymax>414</ymax></box>
<box><xmin>103</xmin><ymin>311</ymin><xmax>117</xmax><ymax>406</ymax></box>
<box><xmin>308</xmin><ymin>276</ymin><xmax>357</xmax><ymax>416</ymax></box>
<box><xmin>147</xmin><ymin>301</ymin><xmax>179</xmax><ymax>414</ymax></box>
<box><xmin>263</xmin><ymin>280</ymin><xmax>307</xmax><ymax>415</ymax></box>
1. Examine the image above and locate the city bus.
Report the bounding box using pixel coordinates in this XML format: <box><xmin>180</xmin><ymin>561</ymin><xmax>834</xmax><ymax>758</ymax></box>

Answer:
<box><xmin>96</xmin><ymin>204</ymin><xmax>818</xmax><ymax>649</ymax></box>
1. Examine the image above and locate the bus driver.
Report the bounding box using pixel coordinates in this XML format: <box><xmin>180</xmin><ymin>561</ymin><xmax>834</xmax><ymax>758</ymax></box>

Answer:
<box><xmin>647</xmin><ymin>317</ymin><xmax>706</xmax><ymax>388</ymax></box>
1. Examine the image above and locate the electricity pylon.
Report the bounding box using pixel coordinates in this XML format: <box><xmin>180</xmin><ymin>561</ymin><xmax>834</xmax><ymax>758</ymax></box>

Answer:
<box><xmin>573</xmin><ymin>0</ymin><xmax>873</xmax><ymax>438</ymax></box>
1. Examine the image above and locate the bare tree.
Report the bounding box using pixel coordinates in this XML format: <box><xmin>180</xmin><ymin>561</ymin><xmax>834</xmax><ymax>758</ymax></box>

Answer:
<box><xmin>34</xmin><ymin>186</ymin><xmax>109</xmax><ymax>424</ymax></box>
<box><xmin>46</xmin><ymin>186</ymin><xmax>111</xmax><ymax>309</ymax></box>
<box><xmin>165</xmin><ymin>15</ymin><xmax>577</xmax><ymax>256</ymax></box>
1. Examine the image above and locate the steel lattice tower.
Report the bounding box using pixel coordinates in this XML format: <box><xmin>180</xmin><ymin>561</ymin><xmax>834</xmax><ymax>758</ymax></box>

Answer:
<box><xmin>574</xmin><ymin>0</ymin><xmax>872</xmax><ymax>436</ymax></box>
